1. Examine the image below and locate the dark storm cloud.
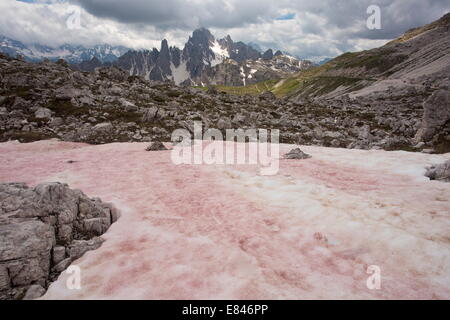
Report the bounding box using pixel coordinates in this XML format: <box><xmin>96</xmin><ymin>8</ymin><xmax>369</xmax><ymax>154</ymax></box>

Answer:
<box><xmin>3</xmin><ymin>0</ymin><xmax>449</xmax><ymax>60</ymax></box>
<box><xmin>71</xmin><ymin>0</ymin><xmax>449</xmax><ymax>41</ymax></box>
<box><xmin>71</xmin><ymin>0</ymin><xmax>278</xmax><ymax>30</ymax></box>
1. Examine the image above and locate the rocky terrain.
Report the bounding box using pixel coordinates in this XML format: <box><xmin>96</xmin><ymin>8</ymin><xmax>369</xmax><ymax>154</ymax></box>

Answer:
<box><xmin>293</xmin><ymin>13</ymin><xmax>450</xmax><ymax>154</ymax></box>
<box><xmin>1</xmin><ymin>47</ymin><xmax>445</xmax><ymax>152</ymax></box>
<box><xmin>219</xmin><ymin>13</ymin><xmax>450</xmax><ymax>153</ymax></box>
<box><xmin>199</xmin><ymin>53</ymin><xmax>313</xmax><ymax>87</ymax></box>
<box><xmin>279</xmin><ymin>13</ymin><xmax>450</xmax><ymax>100</ymax></box>
<box><xmin>0</xmin><ymin>182</ymin><xmax>119</xmax><ymax>300</ymax></box>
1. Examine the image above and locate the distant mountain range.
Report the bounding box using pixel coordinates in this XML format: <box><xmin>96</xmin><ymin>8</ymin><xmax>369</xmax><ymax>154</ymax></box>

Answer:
<box><xmin>77</xmin><ymin>28</ymin><xmax>313</xmax><ymax>86</ymax></box>
<box><xmin>0</xmin><ymin>29</ymin><xmax>313</xmax><ymax>86</ymax></box>
<box><xmin>0</xmin><ymin>36</ymin><xmax>129</xmax><ymax>64</ymax></box>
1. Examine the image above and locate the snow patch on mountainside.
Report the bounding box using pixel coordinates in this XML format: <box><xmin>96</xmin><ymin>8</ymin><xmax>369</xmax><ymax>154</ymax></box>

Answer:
<box><xmin>210</xmin><ymin>40</ymin><xmax>229</xmax><ymax>67</ymax></box>
<box><xmin>171</xmin><ymin>61</ymin><xmax>190</xmax><ymax>85</ymax></box>
<box><xmin>0</xmin><ymin>35</ymin><xmax>129</xmax><ymax>63</ymax></box>
<box><xmin>240</xmin><ymin>66</ymin><xmax>246</xmax><ymax>86</ymax></box>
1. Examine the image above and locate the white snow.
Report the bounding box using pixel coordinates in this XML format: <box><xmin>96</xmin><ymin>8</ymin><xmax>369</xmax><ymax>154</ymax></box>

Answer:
<box><xmin>170</xmin><ymin>61</ymin><xmax>190</xmax><ymax>85</ymax></box>
<box><xmin>210</xmin><ymin>41</ymin><xmax>229</xmax><ymax>67</ymax></box>
<box><xmin>1</xmin><ymin>140</ymin><xmax>449</xmax><ymax>299</ymax></box>
<box><xmin>240</xmin><ymin>66</ymin><xmax>246</xmax><ymax>86</ymax></box>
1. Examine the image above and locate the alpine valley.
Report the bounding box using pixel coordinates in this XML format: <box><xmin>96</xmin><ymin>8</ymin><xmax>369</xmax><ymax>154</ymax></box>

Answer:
<box><xmin>0</xmin><ymin>8</ymin><xmax>449</xmax><ymax>302</ymax></box>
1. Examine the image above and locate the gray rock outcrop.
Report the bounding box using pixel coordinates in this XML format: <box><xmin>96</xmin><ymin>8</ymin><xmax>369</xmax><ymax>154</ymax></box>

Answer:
<box><xmin>262</xmin><ymin>49</ymin><xmax>274</xmax><ymax>60</ymax></box>
<box><xmin>425</xmin><ymin>160</ymin><xmax>450</xmax><ymax>182</ymax></box>
<box><xmin>0</xmin><ymin>182</ymin><xmax>119</xmax><ymax>300</ymax></box>
<box><xmin>284</xmin><ymin>148</ymin><xmax>312</xmax><ymax>160</ymax></box>
<box><xmin>415</xmin><ymin>90</ymin><xmax>450</xmax><ymax>143</ymax></box>
<box><xmin>146</xmin><ymin>141</ymin><xmax>168</xmax><ymax>151</ymax></box>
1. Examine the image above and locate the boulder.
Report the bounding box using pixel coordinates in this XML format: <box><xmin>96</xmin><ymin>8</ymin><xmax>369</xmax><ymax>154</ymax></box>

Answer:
<box><xmin>52</xmin><ymin>246</ymin><xmax>66</xmax><ymax>265</ymax></box>
<box><xmin>260</xmin><ymin>91</ymin><xmax>276</xmax><ymax>100</ymax></box>
<box><xmin>34</xmin><ymin>107</ymin><xmax>52</xmax><ymax>119</ymax></box>
<box><xmin>146</xmin><ymin>141</ymin><xmax>168</xmax><ymax>151</ymax></box>
<box><xmin>207</xmin><ymin>86</ymin><xmax>218</xmax><ymax>95</ymax></box>
<box><xmin>52</xmin><ymin>258</ymin><xmax>72</xmax><ymax>273</ymax></box>
<box><xmin>54</xmin><ymin>86</ymin><xmax>81</xmax><ymax>101</ymax></box>
<box><xmin>415</xmin><ymin>90</ymin><xmax>450</xmax><ymax>142</ymax></box>
<box><xmin>217</xmin><ymin>118</ymin><xmax>232</xmax><ymax>130</ymax></box>
<box><xmin>68</xmin><ymin>237</ymin><xmax>104</xmax><ymax>261</ymax></box>
<box><xmin>93</xmin><ymin>122</ymin><xmax>113</xmax><ymax>133</ymax></box>
<box><xmin>142</xmin><ymin>106</ymin><xmax>159</xmax><ymax>122</ymax></box>
<box><xmin>425</xmin><ymin>160</ymin><xmax>450</xmax><ymax>182</ymax></box>
<box><xmin>284</xmin><ymin>148</ymin><xmax>312</xmax><ymax>160</ymax></box>
<box><xmin>23</xmin><ymin>285</ymin><xmax>46</xmax><ymax>300</ymax></box>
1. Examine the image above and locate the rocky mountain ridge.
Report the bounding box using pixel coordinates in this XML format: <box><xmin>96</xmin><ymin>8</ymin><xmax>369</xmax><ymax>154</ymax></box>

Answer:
<box><xmin>74</xmin><ymin>28</ymin><xmax>313</xmax><ymax>86</ymax></box>
<box><xmin>0</xmin><ymin>36</ymin><xmax>129</xmax><ymax>64</ymax></box>
<box><xmin>215</xmin><ymin>13</ymin><xmax>450</xmax><ymax>152</ymax></box>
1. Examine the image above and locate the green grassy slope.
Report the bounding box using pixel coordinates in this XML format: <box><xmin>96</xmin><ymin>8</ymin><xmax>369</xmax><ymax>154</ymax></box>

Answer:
<box><xmin>198</xmin><ymin>14</ymin><xmax>450</xmax><ymax>99</ymax></box>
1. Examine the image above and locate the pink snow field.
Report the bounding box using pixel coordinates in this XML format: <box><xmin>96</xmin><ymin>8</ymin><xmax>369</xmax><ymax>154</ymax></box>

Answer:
<box><xmin>0</xmin><ymin>139</ymin><xmax>449</xmax><ymax>300</ymax></box>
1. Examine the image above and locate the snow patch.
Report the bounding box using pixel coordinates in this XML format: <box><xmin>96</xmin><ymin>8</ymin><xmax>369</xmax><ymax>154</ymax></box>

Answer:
<box><xmin>240</xmin><ymin>66</ymin><xmax>246</xmax><ymax>86</ymax></box>
<box><xmin>0</xmin><ymin>141</ymin><xmax>449</xmax><ymax>299</ymax></box>
<box><xmin>210</xmin><ymin>41</ymin><xmax>229</xmax><ymax>67</ymax></box>
<box><xmin>171</xmin><ymin>61</ymin><xmax>190</xmax><ymax>85</ymax></box>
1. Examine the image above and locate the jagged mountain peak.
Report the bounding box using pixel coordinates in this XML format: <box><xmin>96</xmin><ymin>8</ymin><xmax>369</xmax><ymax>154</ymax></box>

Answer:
<box><xmin>189</xmin><ymin>28</ymin><xmax>215</xmax><ymax>46</ymax></box>
<box><xmin>262</xmin><ymin>49</ymin><xmax>274</xmax><ymax>60</ymax></box>
<box><xmin>160</xmin><ymin>39</ymin><xmax>170</xmax><ymax>53</ymax></box>
<box><xmin>274</xmin><ymin>50</ymin><xmax>283</xmax><ymax>56</ymax></box>
<box><xmin>109</xmin><ymin>28</ymin><xmax>311</xmax><ymax>86</ymax></box>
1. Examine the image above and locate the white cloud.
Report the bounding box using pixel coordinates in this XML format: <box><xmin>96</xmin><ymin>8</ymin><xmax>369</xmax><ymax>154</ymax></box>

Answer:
<box><xmin>1</xmin><ymin>0</ymin><xmax>449</xmax><ymax>60</ymax></box>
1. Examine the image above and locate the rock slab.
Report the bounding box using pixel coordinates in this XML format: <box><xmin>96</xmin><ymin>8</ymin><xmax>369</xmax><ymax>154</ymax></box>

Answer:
<box><xmin>0</xmin><ymin>182</ymin><xmax>119</xmax><ymax>300</ymax></box>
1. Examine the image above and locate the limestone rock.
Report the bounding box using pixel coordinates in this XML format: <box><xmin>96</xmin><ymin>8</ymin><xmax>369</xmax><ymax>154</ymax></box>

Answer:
<box><xmin>284</xmin><ymin>148</ymin><xmax>312</xmax><ymax>160</ymax></box>
<box><xmin>0</xmin><ymin>265</ymin><xmax>10</xmax><ymax>292</ymax></box>
<box><xmin>260</xmin><ymin>91</ymin><xmax>276</xmax><ymax>100</ymax></box>
<box><xmin>93</xmin><ymin>122</ymin><xmax>113</xmax><ymax>133</ymax></box>
<box><xmin>143</xmin><ymin>106</ymin><xmax>159</xmax><ymax>122</ymax></box>
<box><xmin>68</xmin><ymin>237</ymin><xmax>104</xmax><ymax>261</ymax></box>
<box><xmin>23</xmin><ymin>285</ymin><xmax>46</xmax><ymax>300</ymax></box>
<box><xmin>34</xmin><ymin>107</ymin><xmax>52</xmax><ymax>119</ymax></box>
<box><xmin>52</xmin><ymin>246</ymin><xmax>66</xmax><ymax>265</ymax></box>
<box><xmin>425</xmin><ymin>160</ymin><xmax>450</xmax><ymax>182</ymax></box>
<box><xmin>0</xmin><ymin>182</ymin><xmax>118</xmax><ymax>300</ymax></box>
<box><xmin>146</xmin><ymin>141</ymin><xmax>168</xmax><ymax>151</ymax></box>
<box><xmin>415</xmin><ymin>90</ymin><xmax>450</xmax><ymax>143</ymax></box>
<box><xmin>52</xmin><ymin>258</ymin><xmax>72</xmax><ymax>273</ymax></box>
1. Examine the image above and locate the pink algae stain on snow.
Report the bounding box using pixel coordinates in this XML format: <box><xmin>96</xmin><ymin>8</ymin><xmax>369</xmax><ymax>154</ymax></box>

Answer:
<box><xmin>0</xmin><ymin>140</ymin><xmax>449</xmax><ymax>300</ymax></box>
<box><xmin>279</xmin><ymin>156</ymin><xmax>413</xmax><ymax>193</ymax></box>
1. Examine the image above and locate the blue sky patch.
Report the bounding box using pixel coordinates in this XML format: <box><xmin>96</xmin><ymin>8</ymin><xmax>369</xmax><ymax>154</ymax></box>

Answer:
<box><xmin>276</xmin><ymin>13</ymin><xmax>296</xmax><ymax>21</ymax></box>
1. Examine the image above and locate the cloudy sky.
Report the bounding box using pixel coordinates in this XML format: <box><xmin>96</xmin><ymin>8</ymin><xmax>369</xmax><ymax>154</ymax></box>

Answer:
<box><xmin>1</xmin><ymin>0</ymin><xmax>449</xmax><ymax>61</ymax></box>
